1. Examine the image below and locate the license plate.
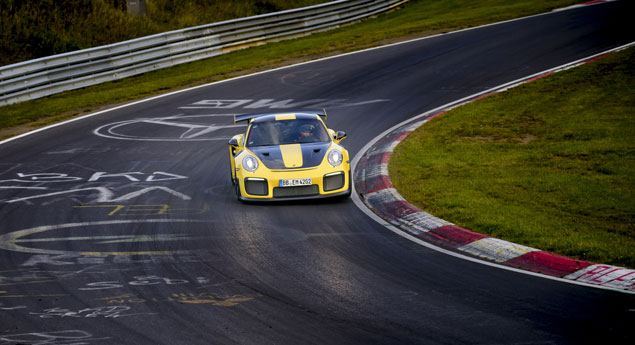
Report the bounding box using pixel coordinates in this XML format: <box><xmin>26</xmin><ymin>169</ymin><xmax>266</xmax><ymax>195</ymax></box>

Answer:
<box><xmin>279</xmin><ymin>178</ymin><xmax>312</xmax><ymax>187</ymax></box>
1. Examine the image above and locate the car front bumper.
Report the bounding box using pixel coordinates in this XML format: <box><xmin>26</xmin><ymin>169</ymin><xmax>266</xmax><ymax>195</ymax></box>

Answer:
<box><xmin>238</xmin><ymin>188</ymin><xmax>350</xmax><ymax>202</ymax></box>
<box><xmin>237</xmin><ymin>168</ymin><xmax>351</xmax><ymax>201</ymax></box>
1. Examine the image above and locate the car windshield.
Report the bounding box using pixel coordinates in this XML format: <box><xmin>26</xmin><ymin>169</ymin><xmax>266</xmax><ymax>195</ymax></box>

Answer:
<box><xmin>247</xmin><ymin>118</ymin><xmax>330</xmax><ymax>146</ymax></box>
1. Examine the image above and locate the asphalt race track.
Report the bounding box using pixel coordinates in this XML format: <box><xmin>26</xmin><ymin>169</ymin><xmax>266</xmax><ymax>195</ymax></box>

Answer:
<box><xmin>1</xmin><ymin>2</ymin><xmax>633</xmax><ymax>344</ymax></box>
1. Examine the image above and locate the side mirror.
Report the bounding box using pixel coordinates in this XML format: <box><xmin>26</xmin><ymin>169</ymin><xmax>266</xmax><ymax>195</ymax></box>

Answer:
<box><xmin>334</xmin><ymin>131</ymin><xmax>347</xmax><ymax>141</ymax></box>
<box><xmin>228</xmin><ymin>134</ymin><xmax>243</xmax><ymax>156</ymax></box>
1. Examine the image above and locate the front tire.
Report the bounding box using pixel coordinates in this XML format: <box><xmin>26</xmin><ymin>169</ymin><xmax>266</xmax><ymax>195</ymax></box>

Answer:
<box><xmin>343</xmin><ymin>188</ymin><xmax>352</xmax><ymax>198</ymax></box>
<box><xmin>338</xmin><ymin>171</ymin><xmax>352</xmax><ymax>200</ymax></box>
<box><xmin>234</xmin><ymin>179</ymin><xmax>247</xmax><ymax>203</ymax></box>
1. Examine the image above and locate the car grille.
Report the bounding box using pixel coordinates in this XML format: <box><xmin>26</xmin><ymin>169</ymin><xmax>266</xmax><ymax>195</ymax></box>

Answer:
<box><xmin>323</xmin><ymin>173</ymin><xmax>344</xmax><ymax>191</ymax></box>
<box><xmin>273</xmin><ymin>185</ymin><xmax>319</xmax><ymax>198</ymax></box>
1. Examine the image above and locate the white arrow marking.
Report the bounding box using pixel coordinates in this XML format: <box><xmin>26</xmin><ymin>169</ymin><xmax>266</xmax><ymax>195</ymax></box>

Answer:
<box><xmin>145</xmin><ymin>172</ymin><xmax>188</xmax><ymax>182</ymax></box>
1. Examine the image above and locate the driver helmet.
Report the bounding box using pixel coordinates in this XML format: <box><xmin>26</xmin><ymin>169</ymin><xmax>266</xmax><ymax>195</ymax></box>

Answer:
<box><xmin>299</xmin><ymin>124</ymin><xmax>314</xmax><ymax>136</ymax></box>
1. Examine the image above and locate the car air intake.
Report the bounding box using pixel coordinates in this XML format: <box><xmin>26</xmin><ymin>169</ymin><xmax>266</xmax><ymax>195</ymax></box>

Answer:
<box><xmin>273</xmin><ymin>185</ymin><xmax>319</xmax><ymax>198</ymax></box>
<box><xmin>244</xmin><ymin>178</ymin><xmax>268</xmax><ymax>196</ymax></box>
<box><xmin>323</xmin><ymin>172</ymin><xmax>344</xmax><ymax>191</ymax></box>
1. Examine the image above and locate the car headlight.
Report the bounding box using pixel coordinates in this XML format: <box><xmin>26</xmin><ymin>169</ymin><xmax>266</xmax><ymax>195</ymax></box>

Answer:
<box><xmin>242</xmin><ymin>155</ymin><xmax>259</xmax><ymax>172</ymax></box>
<box><xmin>327</xmin><ymin>149</ymin><xmax>343</xmax><ymax>167</ymax></box>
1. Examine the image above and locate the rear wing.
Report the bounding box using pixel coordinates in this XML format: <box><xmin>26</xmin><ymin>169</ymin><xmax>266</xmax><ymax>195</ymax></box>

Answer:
<box><xmin>234</xmin><ymin>109</ymin><xmax>327</xmax><ymax>123</ymax></box>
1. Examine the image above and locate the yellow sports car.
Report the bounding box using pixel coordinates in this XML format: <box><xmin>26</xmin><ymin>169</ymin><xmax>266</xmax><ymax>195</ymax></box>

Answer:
<box><xmin>228</xmin><ymin>111</ymin><xmax>351</xmax><ymax>201</ymax></box>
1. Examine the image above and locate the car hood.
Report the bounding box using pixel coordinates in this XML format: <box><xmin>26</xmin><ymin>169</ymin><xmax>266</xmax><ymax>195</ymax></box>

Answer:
<box><xmin>249</xmin><ymin>142</ymin><xmax>330</xmax><ymax>169</ymax></box>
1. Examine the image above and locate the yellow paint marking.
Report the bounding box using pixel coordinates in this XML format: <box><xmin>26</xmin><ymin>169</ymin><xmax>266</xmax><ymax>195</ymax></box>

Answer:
<box><xmin>96</xmin><ymin>292</ymin><xmax>254</xmax><ymax>307</ymax></box>
<box><xmin>121</xmin><ymin>204</ymin><xmax>170</xmax><ymax>215</ymax></box>
<box><xmin>275</xmin><ymin>114</ymin><xmax>296</xmax><ymax>121</ymax></box>
<box><xmin>74</xmin><ymin>204</ymin><xmax>125</xmax><ymax>216</ymax></box>
<box><xmin>279</xmin><ymin>144</ymin><xmax>303</xmax><ymax>168</ymax></box>
<box><xmin>108</xmin><ymin>205</ymin><xmax>125</xmax><ymax>215</ymax></box>
<box><xmin>98</xmin><ymin>294</ymin><xmax>146</xmax><ymax>304</ymax></box>
<box><xmin>74</xmin><ymin>204</ymin><xmax>170</xmax><ymax>216</ymax></box>
<box><xmin>172</xmin><ymin>293</ymin><xmax>254</xmax><ymax>307</ymax></box>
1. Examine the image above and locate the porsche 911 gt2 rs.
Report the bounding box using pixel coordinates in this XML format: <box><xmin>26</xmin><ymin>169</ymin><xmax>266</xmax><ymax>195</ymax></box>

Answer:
<box><xmin>228</xmin><ymin>111</ymin><xmax>351</xmax><ymax>201</ymax></box>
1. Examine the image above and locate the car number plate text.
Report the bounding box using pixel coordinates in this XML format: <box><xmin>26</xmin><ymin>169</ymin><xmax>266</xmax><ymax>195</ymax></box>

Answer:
<box><xmin>279</xmin><ymin>178</ymin><xmax>312</xmax><ymax>187</ymax></box>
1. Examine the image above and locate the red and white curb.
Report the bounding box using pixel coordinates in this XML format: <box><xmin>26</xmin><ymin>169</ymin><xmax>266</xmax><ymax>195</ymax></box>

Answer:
<box><xmin>352</xmin><ymin>42</ymin><xmax>635</xmax><ymax>293</ymax></box>
<box><xmin>553</xmin><ymin>0</ymin><xmax>617</xmax><ymax>12</ymax></box>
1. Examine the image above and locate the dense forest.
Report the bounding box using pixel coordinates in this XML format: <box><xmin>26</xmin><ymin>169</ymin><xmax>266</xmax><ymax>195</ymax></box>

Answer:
<box><xmin>0</xmin><ymin>0</ymin><xmax>325</xmax><ymax>66</ymax></box>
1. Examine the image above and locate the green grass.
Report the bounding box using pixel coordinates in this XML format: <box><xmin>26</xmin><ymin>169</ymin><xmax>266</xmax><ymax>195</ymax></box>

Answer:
<box><xmin>0</xmin><ymin>0</ymin><xmax>325</xmax><ymax>66</ymax></box>
<box><xmin>390</xmin><ymin>48</ymin><xmax>635</xmax><ymax>267</ymax></box>
<box><xmin>0</xmin><ymin>0</ymin><xmax>578</xmax><ymax>138</ymax></box>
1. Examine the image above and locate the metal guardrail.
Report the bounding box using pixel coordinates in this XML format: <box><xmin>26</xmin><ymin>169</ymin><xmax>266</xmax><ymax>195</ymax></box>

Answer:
<box><xmin>0</xmin><ymin>0</ymin><xmax>408</xmax><ymax>106</ymax></box>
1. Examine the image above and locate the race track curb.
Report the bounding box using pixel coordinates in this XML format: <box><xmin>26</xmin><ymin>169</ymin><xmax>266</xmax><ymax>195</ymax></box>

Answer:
<box><xmin>353</xmin><ymin>43</ymin><xmax>635</xmax><ymax>292</ymax></box>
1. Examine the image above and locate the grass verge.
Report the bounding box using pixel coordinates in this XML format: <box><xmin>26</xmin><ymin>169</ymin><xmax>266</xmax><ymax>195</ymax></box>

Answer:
<box><xmin>390</xmin><ymin>47</ymin><xmax>635</xmax><ymax>267</ymax></box>
<box><xmin>0</xmin><ymin>0</ymin><xmax>578</xmax><ymax>139</ymax></box>
<box><xmin>0</xmin><ymin>0</ymin><xmax>326</xmax><ymax>66</ymax></box>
